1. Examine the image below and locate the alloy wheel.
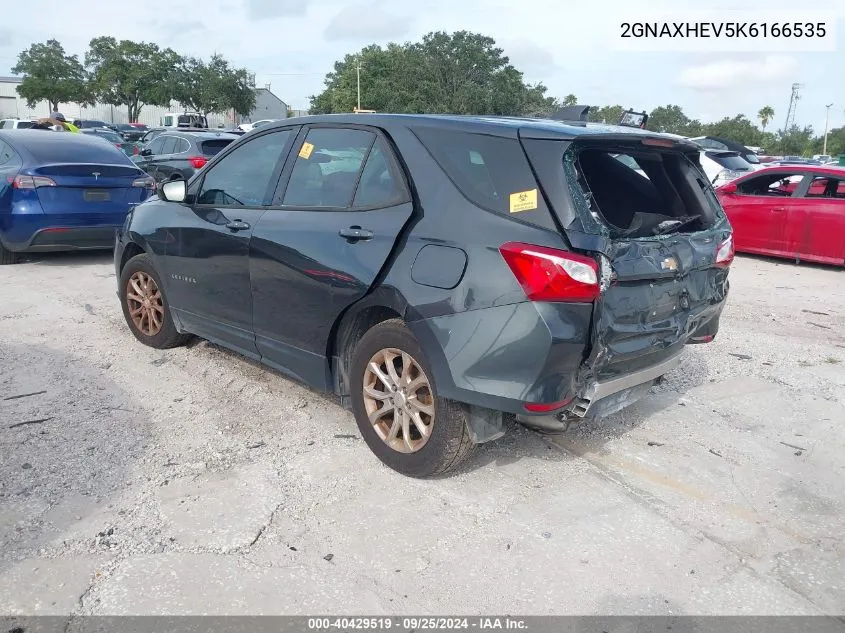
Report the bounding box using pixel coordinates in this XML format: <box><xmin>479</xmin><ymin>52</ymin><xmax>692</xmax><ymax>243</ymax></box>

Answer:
<box><xmin>126</xmin><ymin>271</ymin><xmax>164</xmax><ymax>337</ymax></box>
<box><xmin>362</xmin><ymin>347</ymin><xmax>435</xmax><ymax>453</ymax></box>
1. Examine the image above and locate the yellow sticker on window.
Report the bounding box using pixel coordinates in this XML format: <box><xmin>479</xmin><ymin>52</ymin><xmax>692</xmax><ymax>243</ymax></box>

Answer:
<box><xmin>298</xmin><ymin>142</ymin><xmax>314</xmax><ymax>159</ymax></box>
<box><xmin>509</xmin><ymin>188</ymin><xmax>538</xmax><ymax>213</ymax></box>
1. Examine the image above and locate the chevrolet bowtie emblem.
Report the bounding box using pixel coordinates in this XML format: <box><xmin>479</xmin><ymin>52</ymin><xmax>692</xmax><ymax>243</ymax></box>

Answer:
<box><xmin>661</xmin><ymin>257</ymin><xmax>678</xmax><ymax>271</ymax></box>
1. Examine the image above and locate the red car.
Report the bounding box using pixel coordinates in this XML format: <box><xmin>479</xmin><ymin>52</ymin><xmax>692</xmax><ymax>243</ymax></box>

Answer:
<box><xmin>716</xmin><ymin>165</ymin><xmax>845</xmax><ymax>266</ymax></box>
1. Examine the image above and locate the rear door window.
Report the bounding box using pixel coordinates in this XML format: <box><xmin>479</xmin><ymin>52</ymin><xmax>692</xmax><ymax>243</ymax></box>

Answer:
<box><xmin>413</xmin><ymin>128</ymin><xmax>547</xmax><ymax>218</ymax></box>
<box><xmin>804</xmin><ymin>175</ymin><xmax>845</xmax><ymax>199</ymax></box>
<box><xmin>282</xmin><ymin>127</ymin><xmax>374</xmax><ymax>208</ymax></box>
<box><xmin>200</xmin><ymin>139</ymin><xmax>235</xmax><ymax>156</ymax></box>
<box><xmin>147</xmin><ymin>137</ymin><xmax>166</xmax><ymax>155</ymax></box>
<box><xmin>196</xmin><ymin>129</ymin><xmax>293</xmax><ymax>207</ymax></box>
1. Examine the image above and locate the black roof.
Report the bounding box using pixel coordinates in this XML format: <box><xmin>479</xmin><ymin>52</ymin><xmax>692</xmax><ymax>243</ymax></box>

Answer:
<box><xmin>260</xmin><ymin>113</ymin><xmax>700</xmax><ymax>147</ymax></box>
<box><xmin>693</xmin><ymin>135</ymin><xmax>756</xmax><ymax>154</ymax></box>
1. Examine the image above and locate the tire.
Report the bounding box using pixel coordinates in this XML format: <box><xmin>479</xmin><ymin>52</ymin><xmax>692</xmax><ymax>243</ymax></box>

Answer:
<box><xmin>0</xmin><ymin>242</ymin><xmax>20</xmax><ymax>265</ymax></box>
<box><xmin>119</xmin><ymin>253</ymin><xmax>188</xmax><ymax>349</ymax></box>
<box><xmin>349</xmin><ymin>318</ymin><xmax>474</xmax><ymax>478</ymax></box>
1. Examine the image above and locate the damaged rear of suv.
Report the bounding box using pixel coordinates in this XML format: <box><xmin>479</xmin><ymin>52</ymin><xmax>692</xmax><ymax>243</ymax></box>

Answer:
<box><xmin>115</xmin><ymin>112</ymin><xmax>731</xmax><ymax>478</ymax></box>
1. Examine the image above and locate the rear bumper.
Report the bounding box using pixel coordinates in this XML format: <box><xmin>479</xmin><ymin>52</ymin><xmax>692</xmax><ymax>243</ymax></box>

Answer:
<box><xmin>1</xmin><ymin>225</ymin><xmax>120</xmax><ymax>252</ymax></box>
<box><xmin>410</xmin><ymin>298</ymin><xmax>721</xmax><ymax>418</ymax></box>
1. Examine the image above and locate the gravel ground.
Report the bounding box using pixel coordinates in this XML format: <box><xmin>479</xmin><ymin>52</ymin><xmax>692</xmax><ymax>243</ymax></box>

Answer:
<box><xmin>0</xmin><ymin>251</ymin><xmax>843</xmax><ymax>616</ymax></box>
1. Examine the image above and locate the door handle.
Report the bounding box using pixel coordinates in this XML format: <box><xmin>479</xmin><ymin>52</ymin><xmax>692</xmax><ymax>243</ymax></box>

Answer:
<box><xmin>772</xmin><ymin>208</ymin><xmax>785</xmax><ymax>212</ymax></box>
<box><xmin>339</xmin><ymin>226</ymin><xmax>374</xmax><ymax>242</ymax></box>
<box><xmin>225</xmin><ymin>220</ymin><xmax>251</xmax><ymax>231</ymax></box>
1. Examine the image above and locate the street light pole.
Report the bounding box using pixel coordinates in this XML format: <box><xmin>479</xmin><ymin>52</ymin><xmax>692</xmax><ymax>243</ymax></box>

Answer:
<box><xmin>823</xmin><ymin>103</ymin><xmax>834</xmax><ymax>155</ymax></box>
<box><xmin>356</xmin><ymin>60</ymin><xmax>361</xmax><ymax>111</ymax></box>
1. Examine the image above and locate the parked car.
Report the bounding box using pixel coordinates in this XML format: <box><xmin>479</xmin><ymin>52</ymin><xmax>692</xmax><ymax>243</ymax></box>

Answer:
<box><xmin>72</xmin><ymin>119</ymin><xmax>118</xmax><ymax>132</ymax></box>
<box><xmin>716</xmin><ymin>165</ymin><xmax>845</xmax><ymax>266</ymax></box>
<box><xmin>0</xmin><ymin>130</ymin><xmax>154</xmax><ymax>265</ymax></box>
<box><xmin>133</xmin><ymin>131</ymin><xmax>239</xmax><ymax>183</ymax></box>
<box><xmin>690</xmin><ymin>136</ymin><xmax>761</xmax><ymax>167</ymax></box>
<box><xmin>0</xmin><ymin>119</ymin><xmax>36</xmax><ymax>130</ymax></box>
<box><xmin>238</xmin><ymin>119</ymin><xmax>279</xmax><ymax>132</ymax></box>
<box><xmin>112</xmin><ymin>123</ymin><xmax>147</xmax><ymax>142</ymax></box>
<box><xmin>80</xmin><ymin>127</ymin><xmax>140</xmax><ymax>157</ymax></box>
<box><xmin>699</xmin><ymin>150</ymin><xmax>756</xmax><ymax>185</ymax></box>
<box><xmin>114</xmin><ymin>114</ymin><xmax>732</xmax><ymax>477</ymax></box>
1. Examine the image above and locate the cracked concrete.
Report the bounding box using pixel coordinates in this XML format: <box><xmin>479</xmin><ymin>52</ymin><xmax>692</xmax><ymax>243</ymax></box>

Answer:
<box><xmin>1</xmin><ymin>251</ymin><xmax>844</xmax><ymax>615</ymax></box>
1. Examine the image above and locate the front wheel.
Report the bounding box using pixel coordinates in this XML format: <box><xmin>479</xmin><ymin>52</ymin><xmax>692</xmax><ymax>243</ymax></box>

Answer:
<box><xmin>119</xmin><ymin>253</ymin><xmax>188</xmax><ymax>349</ymax></box>
<box><xmin>349</xmin><ymin>319</ymin><xmax>474</xmax><ymax>478</ymax></box>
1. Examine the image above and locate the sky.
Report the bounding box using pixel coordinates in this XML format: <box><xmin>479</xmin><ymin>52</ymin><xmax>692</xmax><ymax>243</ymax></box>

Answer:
<box><xmin>1</xmin><ymin>0</ymin><xmax>843</xmax><ymax>133</ymax></box>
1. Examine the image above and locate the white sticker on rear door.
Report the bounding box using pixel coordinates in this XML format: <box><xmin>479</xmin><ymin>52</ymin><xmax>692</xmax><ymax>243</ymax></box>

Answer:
<box><xmin>509</xmin><ymin>189</ymin><xmax>538</xmax><ymax>213</ymax></box>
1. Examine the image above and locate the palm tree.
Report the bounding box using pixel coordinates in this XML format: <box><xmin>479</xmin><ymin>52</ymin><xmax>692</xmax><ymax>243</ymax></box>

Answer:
<box><xmin>758</xmin><ymin>106</ymin><xmax>775</xmax><ymax>132</ymax></box>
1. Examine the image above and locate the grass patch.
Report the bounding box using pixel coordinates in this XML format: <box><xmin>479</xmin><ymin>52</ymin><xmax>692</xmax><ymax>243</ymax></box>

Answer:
<box><xmin>824</xmin><ymin>357</ymin><xmax>841</xmax><ymax>364</ymax></box>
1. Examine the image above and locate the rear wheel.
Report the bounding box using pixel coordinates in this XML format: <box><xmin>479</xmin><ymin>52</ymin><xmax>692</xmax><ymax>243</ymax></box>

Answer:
<box><xmin>350</xmin><ymin>319</ymin><xmax>474</xmax><ymax>477</ymax></box>
<box><xmin>119</xmin><ymin>254</ymin><xmax>187</xmax><ymax>349</ymax></box>
<box><xmin>0</xmin><ymin>242</ymin><xmax>20</xmax><ymax>265</ymax></box>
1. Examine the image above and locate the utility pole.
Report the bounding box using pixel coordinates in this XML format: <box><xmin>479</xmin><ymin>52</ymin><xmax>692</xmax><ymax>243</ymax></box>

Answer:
<box><xmin>823</xmin><ymin>103</ymin><xmax>834</xmax><ymax>155</ymax></box>
<box><xmin>356</xmin><ymin>59</ymin><xmax>361</xmax><ymax>111</ymax></box>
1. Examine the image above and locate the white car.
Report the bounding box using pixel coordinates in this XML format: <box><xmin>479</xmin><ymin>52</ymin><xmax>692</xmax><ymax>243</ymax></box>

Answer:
<box><xmin>0</xmin><ymin>119</ymin><xmax>37</xmax><ymax>130</ymax></box>
<box><xmin>238</xmin><ymin>118</ymin><xmax>278</xmax><ymax>132</ymax></box>
<box><xmin>699</xmin><ymin>150</ymin><xmax>756</xmax><ymax>186</ymax></box>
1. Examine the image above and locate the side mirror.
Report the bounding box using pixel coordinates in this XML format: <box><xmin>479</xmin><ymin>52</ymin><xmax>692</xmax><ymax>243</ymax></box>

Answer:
<box><xmin>159</xmin><ymin>179</ymin><xmax>187</xmax><ymax>203</ymax></box>
<box><xmin>140</xmin><ymin>148</ymin><xmax>152</xmax><ymax>156</ymax></box>
<box><xmin>719</xmin><ymin>182</ymin><xmax>737</xmax><ymax>194</ymax></box>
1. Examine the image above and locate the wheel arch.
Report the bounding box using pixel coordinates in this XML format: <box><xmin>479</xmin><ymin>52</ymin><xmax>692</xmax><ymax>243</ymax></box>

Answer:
<box><xmin>328</xmin><ymin>286</ymin><xmax>412</xmax><ymax>404</ymax></box>
<box><xmin>118</xmin><ymin>234</ymin><xmax>156</xmax><ymax>275</ymax></box>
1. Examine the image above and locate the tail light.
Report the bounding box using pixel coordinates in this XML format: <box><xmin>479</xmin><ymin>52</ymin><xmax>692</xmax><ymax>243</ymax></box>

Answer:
<box><xmin>12</xmin><ymin>175</ymin><xmax>57</xmax><ymax>189</ymax></box>
<box><xmin>133</xmin><ymin>145</ymin><xmax>139</xmax><ymax>155</ymax></box>
<box><xmin>523</xmin><ymin>398</ymin><xmax>573</xmax><ymax>413</ymax></box>
<box><xmin>132</xmin><ymin>176</ymin><xmax>156</xmax><ymax>190</ymax></box>
<box><xmin>114</xmin><ymin>143</ymin><xmax>122</xmax><ymax>149</ymax></box>
<box><xmin>499</xmin><ymin>242</ymin><xmax>599</xmax><ymax>302</ymax></box>
<box><xmin>715</xmin><ymin>234</ymin><xmax>734</xmax><ymax>268</ymax></box>
<box><xmin>188</xmin><ymin>156</ymin><xmax>207</xmax><ymax>169</ymax></box>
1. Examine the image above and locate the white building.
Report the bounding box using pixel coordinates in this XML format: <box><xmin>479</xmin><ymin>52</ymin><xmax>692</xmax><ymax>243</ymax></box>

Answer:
<box><xmin>0</xmin><ymin>76</ymin><xmax>289</xmax><ymax>127</ymax></box>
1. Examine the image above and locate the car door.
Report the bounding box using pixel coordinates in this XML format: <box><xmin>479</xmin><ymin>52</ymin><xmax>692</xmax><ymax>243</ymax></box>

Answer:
<box><xmin>149</xmin><ymin>135</ymin><xmax>181</xmax><ymax>183</ymax></box>
<box><xmin>249</xmin><ymin>125</ymin><xmax>414</xmax><ymax>389</ymax></box>
<box><xmin>161</xmin><ymin>128</ymin><xmax>296</xmax><ymax>357</ymax></box>
<box><xmin>785</xmin><ymin>173</ymin><xmax>845</xmax><ymax>264</ymax></box>
<box><xmin>136</xmin><ymin>136</ymin><xmax>165</xmax><ymax>181</ymax></box>
<box><xmin>724</xmin><ymin>170</ymin><xmax>804</xmax><ymax>256</ymax></box>
<box><xmin>156</xmin><ymin>136</ymin><xmax>190</xmax><ymax>182</ymax></box>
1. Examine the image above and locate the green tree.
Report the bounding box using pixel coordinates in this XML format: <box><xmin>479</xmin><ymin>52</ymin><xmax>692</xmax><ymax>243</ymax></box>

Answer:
<box><xmin>85</xmin><ymin>37</ymin><xmax>182</xmax><ymax>122</ymax></box>
<box><xmin>757</xmin><ymin>106</ymin><xmax>775</xmax><ymax>132</ymax></box>
<box><xmin>174</xmin><ymin>54</ymin><xmax>256</xmax><ymax>118</ymax></box>
<box><xmin>11</xmin><ymin>39</ymin><xmax>90</xmax><ymax>111</ymax></box>
<box><xmin>561</xmin><ymin>94</ymin><xmax>578</xmax><ymax>107</ymax></box>
<box><xmin>701</xmin><ymin>114</ymin><xmax>765</xmax><ymax>147</ymax></box>
<box><xmin>309</xmin><ymin>31</ymin><xmax>556</xmax><ymax>116</ymax></box>
<box><xmin>770</xmin><ymin>125</ymin><xmax>814</xmax><ymax>156</ymax></box>
<box><xmin>646</xmin><ymin>104</ymin><xmax>693</xmax><ymax>135</ymax></box>
<box><xmin>820</xmin><ymin>126</ymin><xmax>845</xmax><ymax>157</ymax></box>
<box><xmin>588</xmin><ymin>105</ymin><xmax>625</xmax><ymax>125</ymax></box>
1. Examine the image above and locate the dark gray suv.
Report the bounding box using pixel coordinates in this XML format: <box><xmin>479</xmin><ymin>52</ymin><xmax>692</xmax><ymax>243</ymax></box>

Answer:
<box><xmin>114</xmin><ymin>114</ymin><xmax>733</xmax><ymax>477</ymax></box>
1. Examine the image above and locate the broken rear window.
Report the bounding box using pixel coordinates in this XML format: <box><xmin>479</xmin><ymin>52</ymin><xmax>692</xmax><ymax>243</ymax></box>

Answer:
<box><xmin>571</xmin><ymin>144</ymin><xmax>723</xmax><ymax>239</ymax></box>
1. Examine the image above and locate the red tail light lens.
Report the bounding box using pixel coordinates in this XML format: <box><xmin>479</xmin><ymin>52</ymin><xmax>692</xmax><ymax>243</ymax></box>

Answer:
<box><xmin>188</xmin><ymin>156</ymin><xmax>207</xmax><ymax>169</ymax></box>
<box><xmin>715</xmin><ymin>234</ymin><xmax>734</xmax><ymax>268</ymax></box>
<box><xmin>133</xmin><ymin>145</ymin><xmax>139</xmax><ymax>155</ymax></box>
<box><xmin>12</xmin><ymin>175</ymin><xmax>57</xmax><ymax>189</ymax></box>
<box><xmin>523</xmin><ymin>398</ymin><xmax>573</xmax><ymax>413</ymax></box>
<box><xmin>499</xmin><ymin>242</ymin><xmax>600</xmax><ymax>302</ymax></box>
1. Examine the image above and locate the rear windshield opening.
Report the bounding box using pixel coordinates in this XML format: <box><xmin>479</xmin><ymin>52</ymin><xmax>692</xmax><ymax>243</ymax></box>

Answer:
<box><xmin>200</xmin><ymin>139</ymin><xmax>234</xmax><ymax>156</ymax></box>
<box><xmin>571</xmin><ymin>145</ymin><xmax>721</xmax><ymax>239</ymax></box>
